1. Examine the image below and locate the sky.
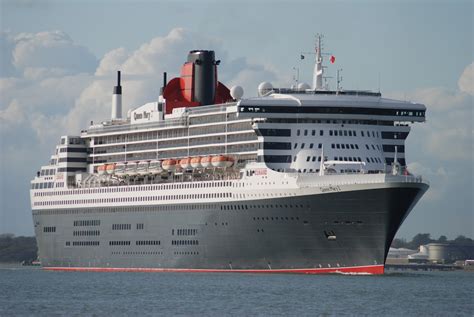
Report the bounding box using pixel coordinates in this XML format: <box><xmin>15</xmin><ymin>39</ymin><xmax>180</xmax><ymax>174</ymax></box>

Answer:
<box><xmin>0</xmin><ymin>0</ymin><xmax>472</xmax><ymax>239</ymax></box>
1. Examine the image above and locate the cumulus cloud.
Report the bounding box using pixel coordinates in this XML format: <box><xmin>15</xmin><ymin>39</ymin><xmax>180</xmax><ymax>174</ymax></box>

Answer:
<box><xmin>458</xmin><ymin>62</ymin><xmax>474</xmax><ymax>95</ymax></box>
<box><xmin>12</xmin><ymin>30</ymin><xmax>97</xmax><ymax>76</ymax></box>
<box><xmin>386</xmin><ymin>62</ymin><xmax>473</xmax><ymax>162</ymax></box>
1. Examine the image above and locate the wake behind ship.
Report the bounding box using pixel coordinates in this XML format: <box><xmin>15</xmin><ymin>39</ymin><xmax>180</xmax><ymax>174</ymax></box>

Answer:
<box><xmin>30</xmin><ymin>37</ymin><xmax>428</xmax><ymax>274</ymax></box>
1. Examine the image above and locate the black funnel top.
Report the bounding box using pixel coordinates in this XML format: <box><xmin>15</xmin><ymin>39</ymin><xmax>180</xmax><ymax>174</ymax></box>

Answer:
<box><xmin>187</xmin><ymin>50</ymin><xmax>216</xmax><ymax>105</ymax></box>
<box><xmin>113</xmin><ymin>71</ymin><xmax>122</xmax><ymax>95</ymax></box>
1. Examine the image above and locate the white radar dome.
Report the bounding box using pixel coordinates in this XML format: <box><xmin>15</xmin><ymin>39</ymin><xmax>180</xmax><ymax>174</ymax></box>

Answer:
<box><xmin>298</xmin><ymin>82</ymin><xmax>311</xmax><ymax>90</ymax></box>
<box><xmin>258</xmin><ymin>82</ymin><xmax>273</xmax><ymax>96</ymax></box>
<box><xmin>230</xmin><ymin>85</ymin><xmax>244</xmax><ymax>100</ymax></box>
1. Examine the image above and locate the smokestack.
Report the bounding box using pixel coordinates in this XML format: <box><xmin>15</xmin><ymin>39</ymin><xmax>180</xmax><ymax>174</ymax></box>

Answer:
<box><xmin>187</xmin><ymin>50</ymin><xmax>216</xmax><ymax>105</ymax></box>
<box><xmin>160</xmin><ymin>72</ymin><xmax>167</xmax><ymax>94</ymax></box>
<box><xmin>111</xmin><ymin>71</ymin><xmax>122</xmax><ymax>120</ymax></box>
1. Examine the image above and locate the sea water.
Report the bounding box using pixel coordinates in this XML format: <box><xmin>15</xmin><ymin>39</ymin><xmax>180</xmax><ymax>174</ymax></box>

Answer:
<box><xmin>0</xmin><ymin>266</ymin><xmax>472</xmax><ymax>316</ymax></box>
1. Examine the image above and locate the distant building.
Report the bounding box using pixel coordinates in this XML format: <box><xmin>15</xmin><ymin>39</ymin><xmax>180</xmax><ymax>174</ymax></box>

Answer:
<box><xmin>387</xmin><ymin>248</ymin><xmax>417</xmax><ymax>259</ymax></box>
<box><xmin>425</xmin><ymin>243</ymin><xmax>474</xmax><ymax>264</ymax></box>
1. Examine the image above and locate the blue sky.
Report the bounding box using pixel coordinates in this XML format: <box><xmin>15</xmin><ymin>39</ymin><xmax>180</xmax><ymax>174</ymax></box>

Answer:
<box><xmin>0</xmin><ymin>0</ymin><xmax>472</xmax><ymax>239</ymax></box>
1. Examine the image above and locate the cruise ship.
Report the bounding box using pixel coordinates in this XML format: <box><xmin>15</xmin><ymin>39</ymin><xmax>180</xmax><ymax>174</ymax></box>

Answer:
<box><xmin>30</xmin><ymin>37</ymin><xmax>428</xmax><ymax>274</ymax></box>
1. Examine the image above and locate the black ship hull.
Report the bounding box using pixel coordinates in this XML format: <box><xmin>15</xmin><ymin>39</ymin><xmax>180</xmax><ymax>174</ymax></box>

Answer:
<box><xmin>33</xmin><ymin>182</ymin><xmax>427</xmax><ymax>274</ymax></box>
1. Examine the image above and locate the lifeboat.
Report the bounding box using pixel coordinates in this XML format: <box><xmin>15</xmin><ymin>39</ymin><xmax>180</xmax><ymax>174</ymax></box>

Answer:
<box><xmin>180</xmin><ymin>157</ymin><xmax>192</xmax><ymax>169</ymax></box>
<box><xmin>137</xmin><ymin>161</ymin><xmax>150</xmax><ymax>176</ymax></box>
<box><xmin>114</xmin><ymin>163</ymin><xmax>126</xmax><ymax>177</ymax></box>
<box><xmin>148</xmin><ymin>160</ymin><xmax>163</xmax><ymax>174</ymax></box>
<box><xmin>190</xmin><ymin>157</ymin><xmax>202</xmax><ymax>169</ymax></box>
<box><xmin>200</xmin><ymin>156</ymin><xmax>212</xmax><ymax>168</ymax></box>
<box><xmin>97</xmin><ymin>165</ymin><xmax>107</xmax><ymax>175</ymax></box>
<box><xmin>125</xmin><ymin>162</ymin><xmax>138</xmax><ymax>176</ymax></box>
<box><xmin>162</xmin><ymin>159</ymin><xmax>177</xmax><ymax>171</ymax></box>
<box><xmin>211</xmin><ymin>155</ymin><xmax>234</xmax><ymax>168</ymax></box>
<box><xmin>105</xmin><ymin>164</ymin><xmax>115</xmax><ymax>175</ymax></box>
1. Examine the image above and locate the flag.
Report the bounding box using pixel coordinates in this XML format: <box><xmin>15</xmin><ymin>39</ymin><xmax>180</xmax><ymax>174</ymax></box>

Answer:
<box><xmin>330</xmin><ymin>55</ymin><xmax>336</xmax><ymax>64</ymax></box>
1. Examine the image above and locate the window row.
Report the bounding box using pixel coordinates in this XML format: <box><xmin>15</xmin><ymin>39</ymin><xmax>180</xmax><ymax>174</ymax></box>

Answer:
<box><xmin>32</xmin><ymin>182</ymin><xmax>54</xmax><ymax>189</ymax></box>
<box><xmin>293</xmin><ymin>143</ymin><xmax>323</xmax><ymax>149</ymax></box>
<box><xmin>43</xmin><ymin>226</ymin><xmax>56</xmax><ymax>233</ymax></box>
<box><xmin>35</xmin><ymin>192</ymin><xmax>232</xmax><ymax>206</ymax></box>
<box><xmin>174</xmin><ymin>228</ymin><xmax>198</xmax><ymax>236</ymax></box>
<box><xmin>109</xmin><ymin>241</ymin><xmax>131</xmax><ymax>246</ymax></box>
<box><xmin>73</xmin><ymin>220</ymin><xmax>100</xmax><ymax>227</ymax></box>
<box><xmin>112</xmin><ymin>224</ymin><xmax>131</xmax><ymax>230</ymax></box>
<box><xmin>331</xmin><ymin>143</ymin><xmax>359</xmax><ymax>150</ymax></box>
<box><xmin>35</xmin><ymin>180</ymin><xmax>234</xmax><ymax>195</ymax></box>
<box><xmin>73</xmin><ymin>230</ymin><xmax>100</xmax><ymax>236</ymax></box>
<box><xmin>71</xmin><ymin>241</ymin><xmax>100</xmax><ymax>246</ymax></box>
<box><xmin>296</xmin><ymin>129</ymin><xmax>324</xmax><ymax>136</ymax></box>
<box><xmin>136</xmin><ymin>240</ymin><xmax>160</xmax><ymax>246</ymax></box>
<box><xmin>171</xmin><ymin>240</ymin><xmax>199</xmax><ymax>246</ymax></box>
<box><xmin>40</xmin><ymin>169</ymin><xmax>56</xmax><ymax>176</ymax></box>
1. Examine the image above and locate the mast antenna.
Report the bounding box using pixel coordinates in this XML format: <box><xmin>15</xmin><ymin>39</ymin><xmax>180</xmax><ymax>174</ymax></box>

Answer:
<box><xmin>337</xmin><ymin>68</ymin><xmax>343</xmax><ymax>91</ymax></box>
<box><xmin>312</xmin><ymin>34</ymin><xmax>324</xmax><ymax>90</ymax></box>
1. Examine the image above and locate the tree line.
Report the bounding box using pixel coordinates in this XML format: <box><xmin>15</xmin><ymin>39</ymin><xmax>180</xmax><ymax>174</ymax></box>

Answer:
<box><xmin>392</xmin><ymin>233</ymin><xmax>474</xmax><ymax>250</ymax></box>
<box><xmin>0</xmin><ymin>234</ymin><xmax>37</xmax><ymax>263</ymax></box>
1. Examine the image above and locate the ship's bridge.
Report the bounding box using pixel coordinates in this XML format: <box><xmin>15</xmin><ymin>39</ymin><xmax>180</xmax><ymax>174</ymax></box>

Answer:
<box><xmin>237</xmin><ymin>90</ymin><xmax>426</xmax><ymax>123</ymax></box>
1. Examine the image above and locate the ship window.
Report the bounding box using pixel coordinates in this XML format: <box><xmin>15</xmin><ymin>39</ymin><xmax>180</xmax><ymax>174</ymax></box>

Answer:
<box><xmin>361</xmin><ymin>131</ymin><xmax>364</xmax><ymax>137</ymax></box>
<box><xmin>297</xmin><ymin>130</ymin><xmax>301</xmax><ymax>136</ymax></box>
<box><xmin>331</xmin><ymin>144</ymin><xmax>335</xmax><ymax>149</ymax></box>
<box><xmin>348</xmin><ymin>131</ymin><xmax>352</xmax><ymax>136</ymax></box>
<box><xmin>329</xmin><ymin>130</ymin><xmax>333</xmax><ymax>136</ymax></box>
<box><xmin>306</xmin><ymin>156</ymin><xmax>310</xmax><ymax>162</ymax></box>
<box><xmin>320</xmin><ymin>130</ymin><xmax>324</xmax><ymax>136</ymax></box>
<box><xmin>336</xmin><ymin>144</ymin><xmax>340</xmax><ymax>149</ymax></box>
<box><xmin>309</xmin><ymin>143</ymin><xmax>314</xmax><ymax>149</ymax></box>
<box><xmin>294</xmin><ymin>143</ymin><xmax>298</xmax><ymax>149</ymax></box>
<box><xmin>311</xmin><ymin>130</ymin><xmax>316</xmax><ymax>136</ymax></box>
<box><xmin>301</xmin><ymin>143</ymin><xmax>305</xmax><ymax>149</ymax></box>
<box><xmin>318</xmin><ymin>143</ymin><xmax>322</xmax><ymax>149</ymax></box>
<box><xmin>355</xmin><ymin>144</ymin><xmax>359</xmax><ymax>149</ymax></box>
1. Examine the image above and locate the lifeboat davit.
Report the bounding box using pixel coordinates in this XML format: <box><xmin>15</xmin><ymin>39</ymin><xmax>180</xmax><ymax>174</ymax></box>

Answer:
<box><xmin>180</xmin><ymin>157</ymin><xmax>192</xmax><ymax>169</ymax></box>
<box><xmin>148</xmin><ymin>160</ymin><xmax>163</xmax><ymax>174</ymax></box>
<box><xmin>106</xmin><ymin>164</ymin><xmax>115</xmax><ymax>175</ymax></box>
<box><xmin>114</xmin><ymin>163</ymin><xmax>126</xmax><ymax>177</ymax></box>
<box><xmin>137</xmin><ymin>161</ymin><xmax>150</xmax><ymax>176</ymax></box>
<box><xmin>162</xmin><ymin>159</ymin><xmax>177</xmax><ymax>171</ymax></box>
<box><xmin>190</xmin><ymin>157</ymin><xmax>202</xmax><ymax>169</ymax></box>
<box><xmin>97</xmin><ymin>165</ymin><xmax>107</xmax><ymax>175</ymax></box>
<box><xmin>211</xmin><ymin>155</ymin><xmax>234</xmax><ymax>168</ymax></box>
<box><xmin>200</xmin><ymin>156</ymin><xmax>212</xmax><ymax>168</ymax></box>
<box><xmin>126</xmin><ymin>162</ymin><xmax>138</xmax><ymax>176</ymax></box>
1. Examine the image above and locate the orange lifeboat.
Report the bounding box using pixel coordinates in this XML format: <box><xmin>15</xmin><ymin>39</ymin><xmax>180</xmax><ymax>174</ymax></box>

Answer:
<box><xmin>211</xmin><ymin>155</ymin><xmax>234</xmax><ymax>168</ymax></box>
<box><xmin>190</xmin><ymin>157</ymin><xmax>202</xmax><ymax>169</ymax></box>
<box><xmin>180</xmin><ymin>157</ymin><xmax>192</xmax><ymax>169</ymax></box>
<box><xmin>97</xmin><ymin>164</ymin><xmax>107</xmax><ymax>175</ymax></box>
<box><xmin>200</xmin><ymin>156</ymin><xmax>212</xmax><ymax>168</ymax></box>
<box><xmin>162</xmin><ymin>159</ymin><xmax>177</xmax><ymax>171</ymax></box>
<box><xmin>106</xmin><ymin>164</ymin><xmax>115</xmax><ymax>175</ymax></box>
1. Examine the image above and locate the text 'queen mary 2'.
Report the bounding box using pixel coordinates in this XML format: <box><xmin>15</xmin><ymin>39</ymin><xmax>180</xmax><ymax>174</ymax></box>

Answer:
<box><xmin>30</xmin><ymin>37</ymin><xmax>428</xmax><ymax>274</ymax></box>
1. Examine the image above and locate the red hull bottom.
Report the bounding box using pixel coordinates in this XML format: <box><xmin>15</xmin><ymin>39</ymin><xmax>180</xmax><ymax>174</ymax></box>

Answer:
<box><xmin>44</xmin><ymin>264</ymin><xmax>384</xmax><ymax>275</ymax></box>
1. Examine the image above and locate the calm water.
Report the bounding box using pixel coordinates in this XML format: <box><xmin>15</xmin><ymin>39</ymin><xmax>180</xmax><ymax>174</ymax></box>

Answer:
<box><xmin>0</xmin><ymin>266</ymin><xmax>472</xmax><ymax>316</ymax></box>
